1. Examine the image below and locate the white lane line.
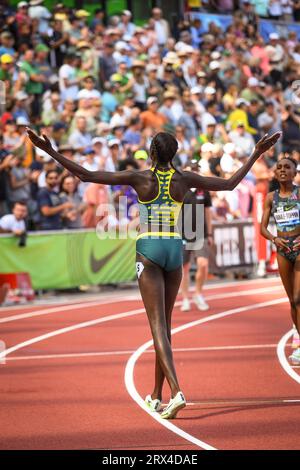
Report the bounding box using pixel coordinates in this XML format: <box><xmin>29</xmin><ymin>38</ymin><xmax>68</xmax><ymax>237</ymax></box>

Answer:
<box><xmin>4</xmin><ymin>343</ymin><xmax>281</xmax><ymax>362</ymax></box>
<box><xmin>277</xmin><ymin>330</ymin><xmax>300</xmax><ymax>385</ymax></box>
<box><xmin>186</xmin><ymin>399</ymin><xmax>300</xmax><ymax>407</ymax></box>
<box><xmin>0</xmin><ymin>296</ymin><xmax>140</xmax><ymax>324</ymax></box>
<box><xmin>0</xmin><ymin>284</ymin><xmax>280</xmax><ymax>325</ymax></box>
<box><xmin>0</xmin><ymin>286</ymin><xmax>284</xmax><ymax>360</ymax></box>
<box><xmin>124</xmin><ymin>297</ymin><xmax>288</xmax><ymax>451</ymax></box>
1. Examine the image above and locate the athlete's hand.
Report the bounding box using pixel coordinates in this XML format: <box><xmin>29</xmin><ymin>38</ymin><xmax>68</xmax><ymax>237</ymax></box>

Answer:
<box><xmin>26</xmin><ymin>128</ymin><xmax>53</xmax><ymax>153</ymax></box>
<box><xmin>274</xmin><ymin>237</ymin><xmax>291</xmax><ymax>252</ymax></box>
<box><xmin>255</xmin><ymin>132</ymin><xmax>282</xmax><ymax>156</ymax></box>
<box><xmin>293</xmin><ymin>236</ymin><xmax>300</xmax><ymax>250</ymax></box>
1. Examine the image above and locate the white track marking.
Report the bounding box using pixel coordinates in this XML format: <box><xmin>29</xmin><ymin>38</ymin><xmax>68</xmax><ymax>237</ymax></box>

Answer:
<box><xmin>0</xmin><ymin>285</ymin><xmax>288</xmax><ymax>449</ymax></box>
<box><xmin>125</xmin><ymin>297</ymin><xmax>287</xmax><ymax>450</ymax></box>
<box><xmin>0</xmin><ymin>285</ymin><xmax>280</xmax><ymax>325</ymax></box>
<box><xmin>277</xmin><ymin>330</ymin><xmax>300</xmax><ymax>384</ymax></box>
<box><xmin>0</xmin><ymin>296</ymin><xmax>140</xmax><ymax>324</ymax></box>
<box><xmin>4</xmin><ymin>343</ymin><xmax>281</xmax><ymax>362</ymax></box>
<box><xmin>0</xmin><ymin>286</ymin><xmax>284</xmax><ymax>360</ymax></box>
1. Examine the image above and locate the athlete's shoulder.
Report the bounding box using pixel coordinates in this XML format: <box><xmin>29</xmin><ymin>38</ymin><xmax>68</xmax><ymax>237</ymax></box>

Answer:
<box><xmin>266</xmin><ymin>191</ymin><xmax>275</xmax><ymax>204</ymax></box>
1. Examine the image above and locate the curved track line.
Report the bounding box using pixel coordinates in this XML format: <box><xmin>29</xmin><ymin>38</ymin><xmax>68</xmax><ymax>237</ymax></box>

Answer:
<box><xmin>277</xmin><ymin>330</ymin><xmax>300</xmax><ymax>385</ymax></box>
<box><xmin>125</xmin><ymin>297</ymin><xmax>287</xmax><ymax>451</ymax></box>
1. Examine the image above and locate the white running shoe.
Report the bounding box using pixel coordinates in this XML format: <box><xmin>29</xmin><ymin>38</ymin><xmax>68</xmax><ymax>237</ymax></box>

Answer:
<box><xmin>160</xmin><ymin>391</ymin><xmax>186</xmax><ymax>419</ymax></box>
<box><xmin>289</xmin><ymin>347</ymin><xmax>300</xmax><ymax>365</ymax></box>
<box><xmin>292</xmin><ymin>328</ymin><xmax>300</xmax><ymax>350</ymax></box>
<box><xmin>257</xmin><ymin>261</ymin><xmax>266</xmax><ymax>277</ymax></box>
<box><xmin>181</xmin><ymin>298</ymin><xmax>191</xmax><ymax>312</ymax></box>
<box><xmin>193</xmin><ymin>294</ymin><xmax>209</xmax><ymax>311</ymax></box>
<box><xmin>145</xmin><ymin>394</ymin><xmax>162</xmax><ymax>412</ymax></box>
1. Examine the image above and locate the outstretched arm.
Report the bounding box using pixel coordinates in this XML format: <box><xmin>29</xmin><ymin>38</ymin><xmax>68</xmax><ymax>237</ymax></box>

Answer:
<box><xmin>26</xmin><ymin>128</ymin><xmax>138</xmax><ymax>186</ymax></box>
<box><xmin>183</xmin><ymin>132</ymin><xmax>281</xmax><ymax>192</ymax></box>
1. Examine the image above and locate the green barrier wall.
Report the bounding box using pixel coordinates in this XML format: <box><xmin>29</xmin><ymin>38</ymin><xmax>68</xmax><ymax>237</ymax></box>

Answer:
<box><xmin>0</xmin><ymin>230</ymin><xmax>136</xmax><ymax>290</ymax></box>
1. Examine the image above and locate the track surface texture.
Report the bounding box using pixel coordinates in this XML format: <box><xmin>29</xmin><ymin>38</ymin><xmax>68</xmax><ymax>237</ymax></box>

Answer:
<box><xmin>0</xmin><ymin>277</ymin><xmax>299</xmax><ymax>450</ymax></box>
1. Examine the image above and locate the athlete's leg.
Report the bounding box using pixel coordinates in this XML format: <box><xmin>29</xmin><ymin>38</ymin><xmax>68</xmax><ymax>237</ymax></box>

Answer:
<box><xmin>277</xmin><ymin>252</ymin><xmax>297</xmax><ymax>329</ymax></box>
<box><xmin>293</xmin><ymin>255</ymin><xmax>300</xmax><ymax>333</ymax></box>
<box><xmin>180</xmin><ymin>261</ymin><xmax>190</xmax><ymax>299</ymax></box>
<box><xmin>136</xmin><ymin>253</ymin><xmax>181</xmax><ymax>398</ymax></box>
<box><xmin>195</xmin><ymin>256</ymin><xmax>208</xmax><ymax>295</ymax></box>
<box><xmin>151</xmin><ymin>265</ymin><xmax>183</xmax><ymax>400</ymax></box>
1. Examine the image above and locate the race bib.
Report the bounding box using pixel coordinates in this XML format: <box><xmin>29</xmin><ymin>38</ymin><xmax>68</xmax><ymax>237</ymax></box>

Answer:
<box><xmin>136</xmin><ymin>262</ymin><xmax>144</xmax><ymax>279</ymax></box>
<box><xmin>274</xmin><ymin>204</ymin><xmax>300</xmax><ymax>227</ymax></box>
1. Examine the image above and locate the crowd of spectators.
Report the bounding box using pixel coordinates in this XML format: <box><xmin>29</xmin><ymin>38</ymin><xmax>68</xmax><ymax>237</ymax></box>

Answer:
<box><xmin>0</xmin><ymin>0</ymin><xmax>300</xmax><ymax>234</ymax></box>
<box><xmin>200</xmin><ymin>1</ymin><xmax>300</xmax><ymax>21</ymax></box>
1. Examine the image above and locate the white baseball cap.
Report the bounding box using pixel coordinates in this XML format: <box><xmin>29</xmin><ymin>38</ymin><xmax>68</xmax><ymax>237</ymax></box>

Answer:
<box><xmin>201</xmin><ymin>142</ymin><xmax>215</xmax><ymax>153</ymax></box>
<box><xmin>191</xmin><ymin>86</ymin><xmax>203</xmax><ymax>95</ymax></box>
<box><xmin>147</xmin><ymin>96</ymin><xmax>158</xmax><ymax>105</ymax></box>
<box><xmin>224</xmin><ymin>142</ymin><xmax>236</xmax><ymax>154</ymax></box>
<box><xmin>269</xmin><ymin>32</ymin><xmax>279</xmax><ymax>40</ymax></box>
<box><xmin>204</xmin><ymin>86</ymin><xmax>216</xmax><ymax>95</ymax></box>
<box><xmin>248</xmin><ymin>77</ymin><xmax>259</xmax><ymax>87</ymax></box>
<box><xmin>108</xmin><ymin>138</ymin><xmax>120</xmax><ymax>147</ymax></box>
<box><xmin>209</xmin><ymin>60</ymin><xmax>221</xmax><ymax>70</ymax></box>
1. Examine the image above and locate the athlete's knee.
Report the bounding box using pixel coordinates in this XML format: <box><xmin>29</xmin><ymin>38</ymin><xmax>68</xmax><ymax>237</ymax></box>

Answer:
<box><xmin>293</xmin><ymin>293</ymin><xmax>300</xmax><ymax>308</ymax></box>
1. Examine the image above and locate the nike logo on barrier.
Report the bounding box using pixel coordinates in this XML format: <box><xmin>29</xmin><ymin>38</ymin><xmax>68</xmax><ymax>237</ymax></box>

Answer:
<box><xmin>90</xmin><ymin>245</ymin><xmax>124</xmax><ymax>273</ymax></box>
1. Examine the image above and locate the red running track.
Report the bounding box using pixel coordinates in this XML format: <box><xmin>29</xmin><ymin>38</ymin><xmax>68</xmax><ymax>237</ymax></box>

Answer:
<box><xmin>0</xmin><ymin>277</ymin><xmax>299</xmax><ymax>450</ymax></box>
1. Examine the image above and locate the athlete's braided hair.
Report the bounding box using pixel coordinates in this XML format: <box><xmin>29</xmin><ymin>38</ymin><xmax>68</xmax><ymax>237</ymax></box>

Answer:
<box><xmin>150</xmin><ymin>132</ymin><xmax>180</xmax><ymax>175</ymax></box>
<box><xmin>277</xmin><ymin>155</ymin><xmax>297</xmax><ymax>169</ymax></box>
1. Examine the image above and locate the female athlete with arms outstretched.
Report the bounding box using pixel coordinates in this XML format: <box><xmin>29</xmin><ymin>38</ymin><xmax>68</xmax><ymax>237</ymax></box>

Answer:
<box><xmin>27</xmin><ymin>128</ymin><xmax>280</xmax><ymax>419</ymax></box>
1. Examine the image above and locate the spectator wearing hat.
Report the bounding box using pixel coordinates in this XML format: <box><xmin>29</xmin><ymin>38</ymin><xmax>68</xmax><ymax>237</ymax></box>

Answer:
<box><xmin>118</xmin><ymin>10</ymin><xmax>135</xmax><ymax>37</ymax></box>
<box><xmin>124</xmin><ymin>61</ymin><xmax>149</xmax><ymax>111</ymax></box>
<box><xmin>228</xmin><ymin>121</ymin><xmax>255</xmax><ymax>156</ymax></box>
<box><xmin>240</xmin><ymin>76</ymin><xmax>261</xmax><ymax>103</ymax></box>
<box><xmin>140</xmin><ymin>97</ymin><xmax>168</xmax><ymax>132</ymax></box>
<box><xmin>28</xmin><ymin>0</ymin><xmax>51</xmax><ymax>35</ymax></box>
<box><xmin>247</xmin><ymin>99</ymin><xmax>260</xmax><ymax>142</ymax></box>
<box><xmin>106</xmin><ymin>138</ymin><xmax>123</xmax><ymax>172</ymax></box>
<box><xmin>0</xmin><ymin>54</ymin><xmax>14</xmax><ymax>95</ymax></box>
<box><xmin>0</xmin><ymin>32</ymin><xmax>16</xmax><ymax>58</ymax></box>
<box><xmin>12</xmin><ymin>91</ymin><xmax>30</xmax><ymax>123</ymax></box>
<box><xmin>159</xmin><ymin>92</ymin><xmax>177</xmax><ymax>127</ymax></box>
<box><xmin>34</xmin><ymin>43</ymin><xmax>54</xmax><ymax>88</ymax></box>
<box><xmin>227</xmin><ymin>98</ymin><xmax>257</xmax><ymax>135</ymax></box>
<box><xmin>133</xmin><ymin>149</ymin><xmax>149</xmax><ymax>171</ymax></box>
<box><xmin>77</xmin><ymin>76</ymin><xmax>101</xmax><ymax>101</ymax></box>
<box><xmin>16</xmin><ymin>2</ymin><xmax>31</xmax><ymax>27</ymax></box>
<box><xmin>151</xmin><ymin>8</ymin><xmax>170</xmax><ymax>47</ymax></box>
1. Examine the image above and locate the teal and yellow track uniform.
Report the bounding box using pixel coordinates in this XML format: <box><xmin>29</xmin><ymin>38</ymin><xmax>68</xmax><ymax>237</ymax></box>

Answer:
<box><xmin>271</xmin><ymin>185</ymin><xmax>300</xmax><ymax>262</ymax></box>
<box><xmin>136</xmin><ymin>167</ymin><xmax>183</xmax><ymax>271</ymax></box>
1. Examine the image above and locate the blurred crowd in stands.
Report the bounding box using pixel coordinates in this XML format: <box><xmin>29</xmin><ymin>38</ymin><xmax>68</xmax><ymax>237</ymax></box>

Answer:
<box><xmin>0</xmin><ymin>0</ymin><xmax>300</xmax><ymax>235</ymax></box>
